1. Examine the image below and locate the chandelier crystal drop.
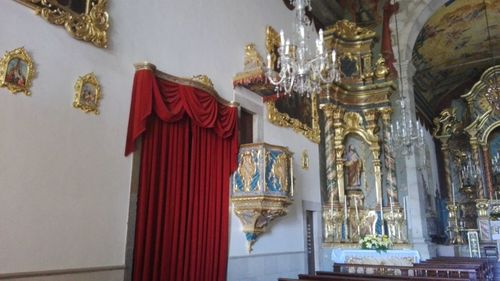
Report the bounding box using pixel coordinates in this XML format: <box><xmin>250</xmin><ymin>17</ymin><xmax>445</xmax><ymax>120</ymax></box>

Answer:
<box><xmin>265</xmin><ymin>0</ymin><xmax>340</xmax><ymax>97</ymax></box>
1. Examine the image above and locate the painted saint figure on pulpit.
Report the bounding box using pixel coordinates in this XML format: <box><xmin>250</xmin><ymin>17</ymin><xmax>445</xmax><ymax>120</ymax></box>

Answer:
<box><xmin>345</xmin><ymin>144</ymin><xmax>363</xmax><ymax>187</ymax></box>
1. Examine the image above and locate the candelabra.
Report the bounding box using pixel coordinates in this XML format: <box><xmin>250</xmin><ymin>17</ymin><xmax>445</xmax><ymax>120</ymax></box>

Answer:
<box><xmin>265</xmin><ymin>0</ymin><xmax>340</xmax><ymax>97</ymax></box>
<box><xmin>390</xmin><ymin>97</ymin><xmax>424</xmax><ymax>156</ymax></box>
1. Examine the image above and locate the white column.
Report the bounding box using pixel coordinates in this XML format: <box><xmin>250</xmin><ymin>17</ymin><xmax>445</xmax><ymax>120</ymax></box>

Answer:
<box><xmin>397</xmin><ymin>59</ymin><xmax>432</xmax><ymax>259</ymax></box>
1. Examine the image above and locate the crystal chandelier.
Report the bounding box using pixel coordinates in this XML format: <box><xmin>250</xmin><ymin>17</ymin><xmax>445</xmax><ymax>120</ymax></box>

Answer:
<box><xmin>265</xmin><ymin>0</ymin><xmax>340</xmax><ymax>97</ymax></box>
<box><xmin>390</xmin><ymin>0</ymin><xmax>424</xmax><ymax>156</ymax></box>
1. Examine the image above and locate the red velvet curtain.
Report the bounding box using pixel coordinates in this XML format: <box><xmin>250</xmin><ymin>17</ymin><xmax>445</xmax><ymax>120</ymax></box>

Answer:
<box><xmin>125</xmin><ymin>69</ymin><xmax>238</xmax><ymax>281</ymax></box>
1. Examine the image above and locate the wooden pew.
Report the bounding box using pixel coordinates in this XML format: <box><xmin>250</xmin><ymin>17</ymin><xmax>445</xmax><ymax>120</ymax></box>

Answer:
<box><xmin>332</xmin><ymin>262</ymin><xmax>477</xmax><ymax>279</ymax></box>
<box><xmin>417</xmin><ymin>258</ymin><xmax>490</xmax><ymax>280</ymax></box>
<box><xmin>298</xmin><ymin>273</ymin><xmax>469</xmax><ymax>281</ymax></box>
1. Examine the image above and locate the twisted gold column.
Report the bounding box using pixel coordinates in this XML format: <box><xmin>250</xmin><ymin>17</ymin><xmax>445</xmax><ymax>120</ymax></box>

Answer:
<box><xmin>481</xmin><ymin>145</ymin><xmax>494</xmax><ymax>200</ymax></box>
<box><xmin>322</xmin><ymin>104</ymin><xmax>339</xmax><ymax>204</ymax></box>
<box><xmin>381</xmin><ymin>108</ymin><xmax>398</xmax><ymax>206</ymax></box>
<box><xmin>470</xmin><ymin>138</ymin><xmax>484</xmax><ymax>199</ymax></box>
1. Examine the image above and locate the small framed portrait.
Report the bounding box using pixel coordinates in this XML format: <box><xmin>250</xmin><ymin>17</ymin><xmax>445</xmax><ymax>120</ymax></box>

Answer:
<box><xmin>0</xmin><ymin>47</ymin><xmax>35</xmax><ymax>96</ymax></box>
<box><xmin>73</xmin><ymin>73</ymin><xmax>101</xmax><ymax>114</ymax></box>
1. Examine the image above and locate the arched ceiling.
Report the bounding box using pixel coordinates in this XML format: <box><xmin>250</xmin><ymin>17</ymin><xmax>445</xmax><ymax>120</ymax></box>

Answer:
<box><xmin>412</xmin><ymin>0</ymin><xmax>500</xmax><ymax>120</ymax></box>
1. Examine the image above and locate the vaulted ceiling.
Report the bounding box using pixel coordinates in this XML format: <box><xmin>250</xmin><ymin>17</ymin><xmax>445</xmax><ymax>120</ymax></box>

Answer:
<box><xmin>412</xmin><ymin>0</ymin><xmax>500</xmax><ymax>120</ymax></box>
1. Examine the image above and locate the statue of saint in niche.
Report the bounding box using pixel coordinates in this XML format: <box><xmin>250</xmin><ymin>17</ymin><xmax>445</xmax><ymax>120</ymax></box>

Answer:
<box><xmin>345</xmin><ymin>144</ymin><xmax>363</xmax><ymax>188</ymax></box>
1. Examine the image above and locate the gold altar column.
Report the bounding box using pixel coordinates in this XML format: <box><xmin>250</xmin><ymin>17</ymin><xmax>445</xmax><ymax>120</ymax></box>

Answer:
<box><xmin>470</xmin><ymin>137</ymin><xmax>485</xmax><ymax>199</ymax></box>
<box><xmin>322</xmin><ymin>104</ymin><xmax>340</xmax><ymax>204</ymax></box>
<box><xmin>481</xmin><ymin>145</ymin><xmax>495</xmax><ymax>200</ymax></box>
<box><xmin>321</xmin><ymin>104</ymin><xmax>343</xmax><ymax>242</ymax></box>
<box><xmin>380</xmin><ymin>108</ymin><xmax>398</xmax><ymax>205</ymax></box>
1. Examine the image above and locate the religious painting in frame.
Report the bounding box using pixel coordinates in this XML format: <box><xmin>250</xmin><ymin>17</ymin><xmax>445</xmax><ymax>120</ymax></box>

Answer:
<box><xmin>15</xmin><ymin>0</ymin><xmax>109</xmax><ymax>48</ymax></box>
<box><xmin>266</xmin><ymin>93</ymin><xmax>320</xmax><ymax>143</ymax></box>
<box><xmin>0</xmin><ymin>47</ymin><xmax>35</xmax><ymax>96</ymax></box>
<box><xmin>73</xmin><ymin>72</ymin><xmax>101</xmax><ymax>114</ymax></box>
<box><xmin>264</xmin><ymin>25</ymin><xmax>320</xmax><ymax>143</ymax></box>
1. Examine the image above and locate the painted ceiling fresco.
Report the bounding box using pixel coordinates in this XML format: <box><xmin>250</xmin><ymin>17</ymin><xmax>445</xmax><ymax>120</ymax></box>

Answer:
<box><xmin>412</xmin><ymin>0</ymin><xmax>500</xmax><ymax>120</ymax></box>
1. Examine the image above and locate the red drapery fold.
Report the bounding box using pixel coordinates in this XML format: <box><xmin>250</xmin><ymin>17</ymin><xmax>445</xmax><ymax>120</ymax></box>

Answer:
<box><xmin>126</xmin><ymin>69</ymin><xmax>238</xmax><ymax>281</ymax></box>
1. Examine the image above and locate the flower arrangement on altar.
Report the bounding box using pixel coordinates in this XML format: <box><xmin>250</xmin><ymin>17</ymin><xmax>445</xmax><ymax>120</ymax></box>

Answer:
<box><xmin>359</xmin><ymin>234</ymin><xmax>392</xmax><ymax>252</ymax></box>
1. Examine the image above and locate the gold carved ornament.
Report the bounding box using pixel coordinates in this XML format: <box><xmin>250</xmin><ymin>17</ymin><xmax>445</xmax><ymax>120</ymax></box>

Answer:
<box><xmin>238</xmin><ymin>152</ymin><xmax>257</xmax><ymax>193</ymax></box>
<box><xmin>0</xmin><ymin>47</ymin><xmax>36</xmax><ymax>96</ymax></box>
<box><xmin>328</xmin><ymin>20</ymin><xmax>376</xmax><ymax>41</ymax></box>
<box><xmin>73</xmin><ymin>72</ymin><xmax>101</xmax><ymax>114</ymax></box>
<box><xmin>270</xmin><ymin>152</ymin><xmax>289</xmax><ymax>193</ymax></box>
<box><xmin>16</xmin><ymin>0</ymin><xmax>109</xmax><ymax>48</ymax></box>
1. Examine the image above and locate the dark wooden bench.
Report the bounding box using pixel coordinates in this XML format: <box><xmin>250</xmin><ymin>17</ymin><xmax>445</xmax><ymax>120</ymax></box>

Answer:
<box><xmin>319</xmin><ymin>270</ymin><xmax>471</xmax><ymax>280</ymax></box>
<box><xmin>295</xmin><ymin>272</ymin><xmax>469</xmax><ymax>281</ymax></box>
<box><xmin>332</xmin><ymin>262</ymin><xmax>477</xmax><ymax>279</ymax></box>
<box><xmin>418</xmin><ymin>257</ymin><xmax>492</xmax><ymax>280</ymax></box>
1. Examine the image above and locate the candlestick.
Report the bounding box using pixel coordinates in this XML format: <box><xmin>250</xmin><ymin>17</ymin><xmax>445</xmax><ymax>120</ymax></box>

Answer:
<box><xmin>403</xmin><ymin>197</ymin><xmax>407</xmax><ymax>221</ymax></box>
<box><xmin>381</xmin><ymin>206</ymin><xmax>385</xmax><ymax>235</ymax></box>
<box><xmin>389</xmin><ymin>195</ymin><xmax>394</xmax><ymax>214</ymax></box>
<box><xmin>355</xmin><ymin>198</ymin><xmax>359</xmax><ymax>220</ymax></box>
<box><xmin>279</xmin><ymin>30</ymin><xmax>284</xmax><ymax>46</ymax></box>
<box><xmin>452</xmin><ymin>182</ymin><xmax>456</xmax><ymax>205</ymax></box>
<box><xmin>344</xmin><ymin>198</ymin><xmax>348</xmax><ymax>219</ymax></box>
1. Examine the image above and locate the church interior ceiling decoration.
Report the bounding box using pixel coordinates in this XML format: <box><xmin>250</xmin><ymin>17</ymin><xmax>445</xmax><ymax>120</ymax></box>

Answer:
<box><xmin>412</xmin><ymin>0</ymin><xmax>500</xmax><ymax>121</ymax></box>
<box><xmin>0</xmin><ymin>47</ymin><xmax>35</xmax><ymax>96</ymax></box>
<box><xmin>15</xmin><ymin>0</ymin><xmax>109</xmax><ymax>48</ymax></box>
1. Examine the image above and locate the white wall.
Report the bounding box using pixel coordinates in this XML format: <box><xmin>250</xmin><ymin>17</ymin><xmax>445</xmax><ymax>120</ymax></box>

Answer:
<box><xmin>0</xmin><ymin>0</ymin><xmax>320</xmax><ymax>276</ymax></box>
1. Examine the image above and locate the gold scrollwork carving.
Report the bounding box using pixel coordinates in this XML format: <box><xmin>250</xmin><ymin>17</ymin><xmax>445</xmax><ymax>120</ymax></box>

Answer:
<box><xmin>328</xmin><ymin>19</ymin><xmax>376</xmax><ymax>41</ymax></box>
<box><xmin>265</xmin><ymin>26</ymin><xmax>280</xmax><ymax>71</ymax></box>
<box><xmin>16</xmin><ymin>0</ymin><xmax>109</xmax><ymax>48</ymax></box>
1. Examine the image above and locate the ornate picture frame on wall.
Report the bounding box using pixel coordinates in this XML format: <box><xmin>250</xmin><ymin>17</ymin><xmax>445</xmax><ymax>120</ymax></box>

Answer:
<box><xmin>73</xmin><ymin>72</ymin><xmax>101</xmax><ymax>114</ymax></box>
<box><xmin>0</xmin><ymin>47</ymin><xmax>35</xmax><ymax>96</ymax></box>
<box><xmin>266</xmin><ymin>92</ymin><xmax>320</xmax><ymax>143</ymax></box>
<box><xmin>15</xmin><ymin>0</ymin><xmax>109</xmax><ymax>48</ymax></box>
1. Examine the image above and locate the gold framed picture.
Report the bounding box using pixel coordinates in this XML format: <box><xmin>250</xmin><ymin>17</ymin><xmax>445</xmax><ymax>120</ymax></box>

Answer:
<box><xmin>0</xmin><ymin>47</ymin><xmax>35</xmax><ymax>96</ymax></box>
<box><xmin>73</xmin><ymin>73</ymin><xmax>101</xmax><ymax>114</ymax></box>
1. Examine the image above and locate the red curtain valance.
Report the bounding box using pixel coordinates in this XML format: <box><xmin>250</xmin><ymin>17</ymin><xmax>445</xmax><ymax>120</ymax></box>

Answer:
<box><xmin>125</xmin><ymin>69</ymin><xmax>238</xmax><ymax>157</ymax></box>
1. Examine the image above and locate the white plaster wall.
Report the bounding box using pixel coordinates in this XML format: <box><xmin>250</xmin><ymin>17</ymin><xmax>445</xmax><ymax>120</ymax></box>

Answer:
<box><xmin>0</xmin><ymin>0</ymin><xmax>312</xmax><ymax>275</ymax></box>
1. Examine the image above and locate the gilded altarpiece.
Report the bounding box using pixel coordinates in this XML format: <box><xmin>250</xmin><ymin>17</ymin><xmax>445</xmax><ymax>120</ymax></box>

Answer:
<box><xmin>433</xmin><ymin>65</ymin><xmax>500</xmax><ymax>243</ymax></box>
<box><xmin>319</xmin><ymin>21</ymin><xmax>407</xmax><ymax>247</ymax></box>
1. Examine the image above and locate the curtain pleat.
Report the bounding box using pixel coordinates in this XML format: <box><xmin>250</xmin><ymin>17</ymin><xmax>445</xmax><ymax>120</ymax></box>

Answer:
<box><xmin>126</xmin><ymin>69</ymin><xmax>237</xmax><ymax>281</ymax></box>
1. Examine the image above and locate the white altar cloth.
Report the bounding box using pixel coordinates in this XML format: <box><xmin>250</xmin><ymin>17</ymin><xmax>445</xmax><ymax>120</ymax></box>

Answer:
<box><xmin>331</xmin><ymin>249</ymin><xmax>420</xmax><ymax>266</ymax></box>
